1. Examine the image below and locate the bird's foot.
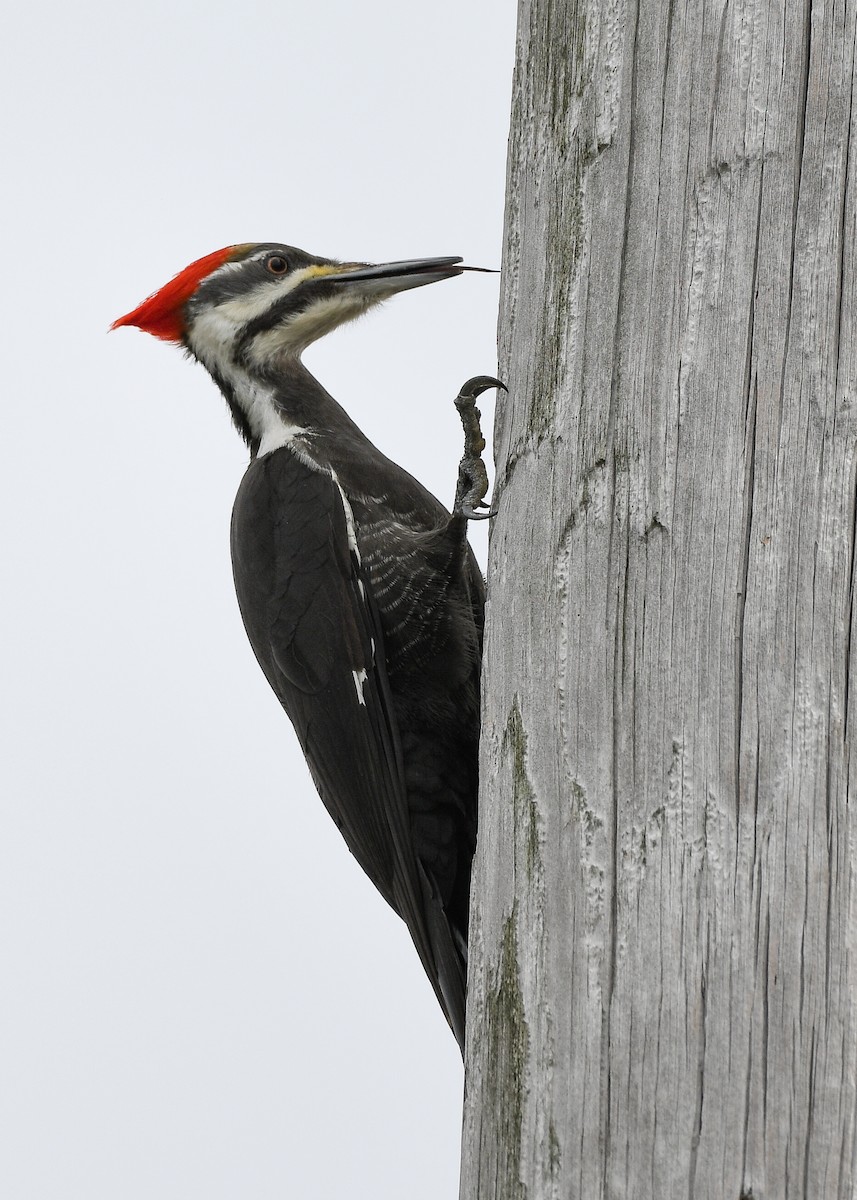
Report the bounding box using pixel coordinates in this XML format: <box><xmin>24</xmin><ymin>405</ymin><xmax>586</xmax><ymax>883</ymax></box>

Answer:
<box><xmin>453</xmin><ymin>376</ymin><xmax>505</xmax><ymax>521</ymax></box>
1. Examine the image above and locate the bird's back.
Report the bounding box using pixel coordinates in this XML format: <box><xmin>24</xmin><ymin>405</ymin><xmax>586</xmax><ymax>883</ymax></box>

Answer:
<box><xmin>230</xmin><ymin>438</ymin><xmax>483</xmax><ymax>1049</ymax></box>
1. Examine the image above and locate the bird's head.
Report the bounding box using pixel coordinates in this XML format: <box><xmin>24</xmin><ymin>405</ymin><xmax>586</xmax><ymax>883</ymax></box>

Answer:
<box><xmin>112</xmin><ymin>243</ymin><xmax>473</xmax><ymax>377</ymax></box>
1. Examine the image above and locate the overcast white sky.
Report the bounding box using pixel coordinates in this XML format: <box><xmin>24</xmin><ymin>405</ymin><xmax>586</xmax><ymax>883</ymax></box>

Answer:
<box><xmin>1</xmin><ymin>1</ymin><xmax>515</xmax><ymax>1197</ymax></box>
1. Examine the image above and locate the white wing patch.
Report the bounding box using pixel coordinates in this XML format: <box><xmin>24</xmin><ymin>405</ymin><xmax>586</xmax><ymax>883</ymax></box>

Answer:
<box><xmin>331</xmin><ymin>473</ymin><xmax>362</xmax><ymax>563</ymax></box>
<box><xmin>352</xmin><ymin>668</ymin><xmax>368</xmax><ymax>705</ymax></box>
<box><xmin>334</xmin><ymin>477</ymin><xmax>371</xmax><ymax>708</ymax></box>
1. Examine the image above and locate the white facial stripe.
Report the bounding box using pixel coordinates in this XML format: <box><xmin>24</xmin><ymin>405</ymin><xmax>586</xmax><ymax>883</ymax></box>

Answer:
<box><xmin>210</xmin><ymin>266</ymin><xmax>316</xmax><ymax>326</ymax></box>
<box><xmin>256</xmin><ymin>405</ymin><xmax>309</xmax><ymax>457</ymax></box>
<box><xmin>186</xmin><ymin>260</ymin><xmax>390</xmax><ymax>452</ymax></box>
<box><xmin>230</xmin><ymin>373</ymin><xmax>310</xmax><ymax>458</ymax></box>
<box><xmin>187</xmin><ymin>308</ymin><xmax>310</xmax><ymax>457</ymax></box>
<box><xmin>194</xmin><ymin>257</ymin><xmax>396</xmax><ymax>370</ymax></box>
<box><xmin>189</xmin><ymin>308</ymin><xmax>242</xmax><ymax>376</ymax></box>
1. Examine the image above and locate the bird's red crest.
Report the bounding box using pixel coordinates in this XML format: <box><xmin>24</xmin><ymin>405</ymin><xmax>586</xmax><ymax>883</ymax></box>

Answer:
<box><xmin>111</xmin><ymin>246</ymin><xmax>241</xmax><ymax>343</ymax></box>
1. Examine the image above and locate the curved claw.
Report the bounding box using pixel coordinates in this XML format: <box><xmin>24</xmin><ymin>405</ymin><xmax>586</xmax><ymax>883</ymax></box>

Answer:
<box><xmin>455</xmin><ymin>375</ymin><xmax>508</xmax><ymax>404</ymax></box>
<box><xmin>452</xmin><ymin>376</ymin><xmax>504</xmax><ymax>522</ymax></box>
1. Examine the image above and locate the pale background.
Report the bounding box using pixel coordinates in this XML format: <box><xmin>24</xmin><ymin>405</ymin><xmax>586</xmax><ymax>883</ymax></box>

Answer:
<box><xmin>0</xmin><ymin>2</ymin><xmax>515</xmax><ymax>1197</ymax></box>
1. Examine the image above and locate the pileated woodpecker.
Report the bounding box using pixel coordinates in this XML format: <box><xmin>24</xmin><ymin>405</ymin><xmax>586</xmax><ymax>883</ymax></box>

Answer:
<box><xmin>112</xmin><ymin>243</ymin><xmax>498</xmax><ymax>1052</ymax></box>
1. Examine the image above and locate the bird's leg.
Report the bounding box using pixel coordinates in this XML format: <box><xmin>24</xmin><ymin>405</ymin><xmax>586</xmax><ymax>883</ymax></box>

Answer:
<box><xmin>453</xmin><ymin>376</ymin><xmax>505</xmax><ymax>521</ymax></box>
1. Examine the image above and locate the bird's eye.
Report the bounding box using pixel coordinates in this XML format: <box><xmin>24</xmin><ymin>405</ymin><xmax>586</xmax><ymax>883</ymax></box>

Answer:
<box><xmin>266</xmin><ymin>255</ymin><xmax>289</xmax><ymax>275</ymax></box>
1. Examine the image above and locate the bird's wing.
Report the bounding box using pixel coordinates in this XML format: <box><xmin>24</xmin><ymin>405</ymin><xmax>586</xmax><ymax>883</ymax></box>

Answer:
<box><xmin>230</xmin><ymin>447</ymin><xmax>462</xmax><ymax>1037</ymax></box>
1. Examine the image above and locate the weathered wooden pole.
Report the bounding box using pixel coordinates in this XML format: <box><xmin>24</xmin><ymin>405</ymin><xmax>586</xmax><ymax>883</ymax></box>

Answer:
<box><xmin>461</xmin><ymin>0</ymin><xmax>856</xmax><ymax>1196</ymax></box>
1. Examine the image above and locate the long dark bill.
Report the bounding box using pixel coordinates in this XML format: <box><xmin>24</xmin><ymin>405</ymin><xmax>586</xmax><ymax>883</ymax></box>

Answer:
<box><xmin>329</xmin><ymin>257</ymin><xmax>495</xmax><ymax>285</ymax></box>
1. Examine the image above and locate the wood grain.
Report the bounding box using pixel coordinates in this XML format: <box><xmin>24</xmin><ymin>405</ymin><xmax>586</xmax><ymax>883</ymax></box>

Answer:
<box><xmin>460</xmin><ymin>0</ymin><xmax>856</xmax><ymax>1195</ymax></box>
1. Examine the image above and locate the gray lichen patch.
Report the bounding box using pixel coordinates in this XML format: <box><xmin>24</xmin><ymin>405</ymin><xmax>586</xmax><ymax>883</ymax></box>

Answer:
<box><xmin>485</xmin><ymin>905</ymin><xmax>531</xmax><ymax>1200</ymax></box>
<box><xmin>509</xmin><ymin>0</ymin><xmax>593</xmax><ymax>447</ymax></box>
<box><xmin>528</xmin><ymin>156</ymin><xmax>587</xmax><ymax>443</ymax></box>
<box><xmin>548</xmin><ymin>1118</ymin><xmax>562</xmax><ymax>1177</ymax></box>
<box><xmin>504</xmin><ymin>698</ymin><xmax>544</xmax><ymax>883</ymax></box>
<box><xmin>523</xmin><ymin>0</ymin><xmax>587</xmax><ymax>150</ymax></box>
<box><xmin>572</xmin><ymin>778</ymin><xmax>604</xmax><ymax>850</ymax></box>
<box><xmin>643</xmin><ymin>512</ymin><xmax>668</xmax><ymax>539</ymax></box>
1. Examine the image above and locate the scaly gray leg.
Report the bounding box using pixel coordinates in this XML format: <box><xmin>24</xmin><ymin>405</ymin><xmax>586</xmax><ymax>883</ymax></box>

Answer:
<box><xmin>453</xmin><ymin>376</ymin><xmax>505</xmax><ymax>521</ymax></box>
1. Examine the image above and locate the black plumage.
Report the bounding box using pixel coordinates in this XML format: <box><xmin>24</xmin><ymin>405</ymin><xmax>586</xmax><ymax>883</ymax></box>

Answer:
<box><xmin>112</xmin><ymin>244</ymin><xmax>494</xmax><ymax>1052</ymax></box>
<box><xmin>230</xmin><ymin>365</ymin><xmax>483</xmax><ymax>1047</ymax></box>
